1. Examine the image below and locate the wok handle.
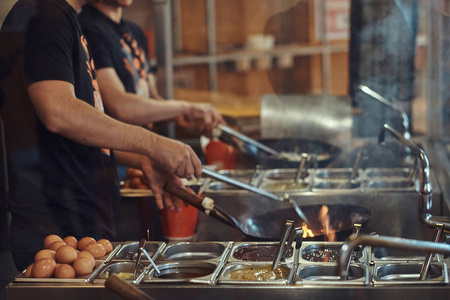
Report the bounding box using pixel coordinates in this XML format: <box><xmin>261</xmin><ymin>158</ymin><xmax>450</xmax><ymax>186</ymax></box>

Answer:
<box><xmin>163</xmin><ymin>182</ymin><xmax>240</xmax><ymax>229</ymax></box>
<box><xmin>163</xmin><ymin>181</ymin><xmax>205</xmax><ymax>211</ymax></box>
<box><xmin>105</xmin><ymin>273</ymin><xmax>155</xmax><ymax>300</ymax></box>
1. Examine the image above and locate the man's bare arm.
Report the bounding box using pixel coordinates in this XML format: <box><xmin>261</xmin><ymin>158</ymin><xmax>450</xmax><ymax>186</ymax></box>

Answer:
<box><xmin>27</xmin><ymin>80</ymin><xmax>202</xmax><ymax>178</ymax></box>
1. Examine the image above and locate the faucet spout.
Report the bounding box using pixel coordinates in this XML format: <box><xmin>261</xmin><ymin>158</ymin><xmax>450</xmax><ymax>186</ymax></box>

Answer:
<box><xmin>378</xmin><ymin>124</ymin><xmax>450</xmax><ymax>230</ymax></box>
<box><xmin>359</xmin><ymin>85</ymin><xmax>410</xmax><ymax>140</ymax></box>
<box><xmin>338</xmin><ymin>235</ymin><xmax>450</xmax><ymax>279</ymax></box>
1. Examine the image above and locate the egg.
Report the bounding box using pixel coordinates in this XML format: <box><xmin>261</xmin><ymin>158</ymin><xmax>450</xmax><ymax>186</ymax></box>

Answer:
<box><xmin>97</xmin><ymin>239</ymin><xmax>113</xmax><ymax>254</ymax></box>
<box><xmin>85</xmin><ymin>243</ymin><xmax>106</xmax><ymax>259</ymax></box>
<box><xmin>24</xmin><ymin>264</ymin><xmax>33</xmax><ymax>278</ymax></box>
<box><xmin>31</xmin><ymin>258</ymin><xmax>56</xmax><ymax>278</ymax></box>
<box><xmin>73</xmin><ymin>257</ymin><xmax>94</xmax><ymax>277</ymax></box>
<box><xmin>77</xmin><ymin>251</ymin><xmax>95</xmax><ymax>268</ymax></box>
<box><xmin>78</xmin><ymin>237</ymin><xmax>96</xmax><ymax>251</ymax></box>
<box><xmin>44</xmin><ymin>234</ymin><xmax>63</xmax><ymax>249</ymax></box>
<box><xmin>34</xmin><ymin>249</ymin><xmax>56</xmax><ymax>262</ymax></box>
<box><xmin>48</xmin><ymin>240</ymin><xmax>66</xmax><ymax>251</ymax></box>
<box><xmin>54</xmin><ymin>264</ymin><xmax>75</xmax><ymax>279</ymax></box>
<box><xmin>63</xmin><ymin>236</ymin><xmax>78</xmax><ymax>249</ymax></box>
<box><xmin>55</xmin><ymin>245</ymin><xmax>78</xmax><ymax>264</ymax></box>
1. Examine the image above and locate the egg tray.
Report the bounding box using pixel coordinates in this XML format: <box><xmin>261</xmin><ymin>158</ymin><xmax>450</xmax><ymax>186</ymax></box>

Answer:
<box><xmin>13</xmin><ymin>242</ymin><xmax>123</xmax><ymax>283</ymax></box>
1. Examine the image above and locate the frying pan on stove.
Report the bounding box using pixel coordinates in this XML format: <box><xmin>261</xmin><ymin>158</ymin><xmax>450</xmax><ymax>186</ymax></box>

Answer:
<box><xmin>163</xmin><ymin>182</ymin><xmax>372</xmax><ymax>241</ymax></box>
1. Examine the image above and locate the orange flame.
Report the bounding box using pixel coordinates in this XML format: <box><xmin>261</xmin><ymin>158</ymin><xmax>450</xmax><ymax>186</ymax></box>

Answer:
<box><xmin>302</xmin><ymin>223</ymin><xmax>314</xmax><ymax>238</ymax></box>
<box><xmin>318</xmin><ymin>205</ymin><xmax>336</xmax><ymax>241</ymax></box>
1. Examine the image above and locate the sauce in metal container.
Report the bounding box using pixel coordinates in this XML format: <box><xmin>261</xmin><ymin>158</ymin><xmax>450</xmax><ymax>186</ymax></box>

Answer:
<box><xmin>155</xmin><ymin>267</ymin><xmax>213</xmax><ymax>279</ymax></box>
<box><xmin>302</xmin><ymin>248</ymin><xmax>339</xmax><ymax>262</ymax></box>
<box><xmin>233</xmin><ymin>245</ymin><xmax>293</xmax><ymax>261</ymax></box>
<box><xmin>228</xmin><ymin>266</ymin><xmax>289</xmax><ymax>281</ymax></box>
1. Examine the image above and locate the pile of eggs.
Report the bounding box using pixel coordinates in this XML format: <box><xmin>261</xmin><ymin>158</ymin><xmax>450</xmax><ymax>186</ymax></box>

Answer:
<box><xmin>25</xmin><ymin>234</ymin><xmax>113</xmax><ymax>279</ymax></box>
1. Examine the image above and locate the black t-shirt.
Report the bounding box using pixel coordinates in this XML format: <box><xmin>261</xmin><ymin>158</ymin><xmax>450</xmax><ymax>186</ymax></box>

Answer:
<box><xmin>0</xmin><ymin>0</ymin><xmax>120</xmax><ymax>262</ymax></box>
<box><xmin>78</xmin><ymin>5</ymin><xmax>152</xmax><ymax>97</ymax></box>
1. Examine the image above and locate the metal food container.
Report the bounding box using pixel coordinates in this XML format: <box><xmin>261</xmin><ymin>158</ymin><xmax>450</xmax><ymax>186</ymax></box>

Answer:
<box><xmin>295</xmin><ymin>263</ymin><xmax>369</xmax><ymax>286</ymax></box>
<box><xmin>112</xmin><ymin>241</ymin><xmax>165</xmax><ymax>261</ymax></box>
<box><xmin>371</xmin><ymin>247</ymin><xmax>438</xmax><ymax>262</ymax></box>
<box><xmin>263</xmin><ymin>169</ymin><xmax>310</xmax><ymax>182</ymax></box>
<box><xmin>313</xmin><ymin>181</ymin><xmax>361</xmax><ymax>190</ymax></box>
<box><xmin>372</xmin><ymin>262</ymin><xmax>449</xmax><ymax>285</ymax></box>
<box><xmin>218</xmin><ymin>169</ymin><xmax>263</xmax><ymax>185</ymax></box>
<box><xmin>365</xmin><ymin>168</ymin><xmax>411</xmax><ymax>179</ymax></box>
<box><xmin>157</xmin><ymin>241</ymin><xmax>232</xmax><ymax>262</ymax></box>
<box><xmin>228</xmin><ymin>242</ymin><xmax>294</xmax><ymax>263</ymax></box>
<box><xmin>365</xmin><ymin>180</ymin><xmax>415</xmax><ymax>190</ymax></box>
<box><xmin>94</xmin><ymin>261</ymin><xmax>150</xmax><ymax>283</ymax></box>
<box><xmin>300</xmin><ymin>242</ymin><xmax>365</xmax><ymax>264</ymax></box>
<box><xmin>14</xmin><ymin>260</ymin><xmax>105</xmax><ymax>284</ymax></box>
<box><xmin>217</xmin><ymin>262</ymin><xmax>291</xmax><ymax>285</ymax></box>
<box><xmin>315</xmin><ymin>169</ymin><xmax>358</xmax><ymax>181</ymax></box>
<box><xmin>142</xmin><ymin>261</ymin><xmax>223</xmax><ymax>284</ymax></box>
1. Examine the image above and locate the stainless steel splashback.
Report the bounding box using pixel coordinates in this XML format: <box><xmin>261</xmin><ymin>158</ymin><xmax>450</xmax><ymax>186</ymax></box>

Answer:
<box><xmin>260</xmin><ymin>94</ymin><xmax>353</xmax><ymax>148</ymax></box>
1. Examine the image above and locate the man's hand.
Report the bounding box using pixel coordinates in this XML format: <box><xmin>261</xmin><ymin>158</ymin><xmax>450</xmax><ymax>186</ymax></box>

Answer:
<box><xmin>180</xmin><ymin>103</ymin><xmax>225</xmax><ymax>137</ymax></box>
<box><xmin>149</xmin><ymin>134</ymin><xmax>202</xmax><ymax>179</ymax></box>
<box><xmin>139</xmin><ymin>159</ymin><xmax>184</xmax><ymax>211</ymax></box>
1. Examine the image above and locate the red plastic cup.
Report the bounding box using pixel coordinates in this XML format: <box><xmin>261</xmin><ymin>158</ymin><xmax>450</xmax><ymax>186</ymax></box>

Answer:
<box><xmin>205</xmin><ymin>139</ymin><xmax>237</xmax><ymax>170</ymax></box>
<box><xmin>160</xmin><ymin>203</ymin><xmax>199</xmax><ymax>241</ymax></box>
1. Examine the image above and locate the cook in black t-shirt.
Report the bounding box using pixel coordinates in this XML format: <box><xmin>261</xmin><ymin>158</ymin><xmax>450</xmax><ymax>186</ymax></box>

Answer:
<box><xmin>79</xmin><ymin>4</ymin><xmax>154</xmax><ymax>98</ymax></box>
<box><xmin>0</xmin><ymin>0</ymin><xmax>120</xmax><ymax>270</ymax></box>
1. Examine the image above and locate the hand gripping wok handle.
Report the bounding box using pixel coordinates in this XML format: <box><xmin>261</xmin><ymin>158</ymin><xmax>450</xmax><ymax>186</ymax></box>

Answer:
<box><xmin>163</xmin><ymin>181</ymin><xmax>239</xmax><ymax>228</ymax></box>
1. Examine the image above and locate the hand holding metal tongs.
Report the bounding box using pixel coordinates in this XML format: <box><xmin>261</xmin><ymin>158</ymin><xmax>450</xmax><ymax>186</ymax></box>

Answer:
<box><xmin>132</xmin><ymin>239</ymin><xmax>160</xmax><ymax>278</ymax></box>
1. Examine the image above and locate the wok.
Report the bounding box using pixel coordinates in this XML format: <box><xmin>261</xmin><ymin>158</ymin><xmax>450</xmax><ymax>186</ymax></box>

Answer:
<box><xmin>163</xmin><ymin>182</ymin><xmax>371</xmax><ymax>241</ymax></box>
<box><xmin>241</xmin><ymin>138</ymin><xmax>341</xmax><ymax>168</ymax></box>
<box><xmin>240</xmin><ymin>204</ymin><xmax>371</xmax><ymax>240</ymax></box>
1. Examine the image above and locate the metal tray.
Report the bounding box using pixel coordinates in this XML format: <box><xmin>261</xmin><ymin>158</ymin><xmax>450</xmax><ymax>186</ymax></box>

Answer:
<box><xmin>112</xmin><ymin>241</ymin><xmax>165</xmax><ymax>261</ymax></box>
<box><xmin>217</xmin><ymin>262</ymin><xmax>291</xmax><ymax>285</ymax></box>
<box><xmin>141</xmin><ymin>261</ymin><xmax>223</xmax><ymax>284</ymax></box>
<box><xmin>372</xmin><ymin>262</ymin><xmax>449</xmax><ymax>286</ymax></box>
<box><xmin>295</xmin><ymin>263</ymin><xmax>369</xmax><ymax>286</ymax></box>
<box><xmin>93</xmin><ymin>261</ymin><xmax>150</xmax><ymax>283</ymax></box>
<box><xmin>157</xmin><ymin>241</ymin><xmax>232</xmax><ymax>262</ymax></box>
<box><xmin>14</xmin><ymin>260</ymin><xmax>105</xmax><ymax>284</ymax></box>
<box><xmin>300</xmin><ymin>242</ymin><xmax>365</xmax><ymax>264</ymax></box>
<box><xmin>228</xmin><ymin>242</ymin><xmax>295</xmax><ymax>263</ymax></box>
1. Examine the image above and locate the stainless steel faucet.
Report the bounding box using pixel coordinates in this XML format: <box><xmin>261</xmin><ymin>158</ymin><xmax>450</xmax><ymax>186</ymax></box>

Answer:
<box><xmin>378</xmin><ymin>124</ymin><xmax>450</xmax><ymax>231</ymax></box>
<box><xmin>338</xmin><ymin>235</ymin><xmax>450</xmax><ymax>280</ymax></box>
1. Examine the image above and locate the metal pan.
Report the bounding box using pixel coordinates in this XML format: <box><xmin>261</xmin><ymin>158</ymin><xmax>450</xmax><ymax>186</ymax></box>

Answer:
<box><xmin>239</xmin><ymin>204</ymin><xmax>372</xmax><ymax>240</ymax></box>
<box><xmin>163</xmin><ymin>182</ymin><xmax>371</xmax><ymax>241</ymax></box>
<box><xmin>247</xmin><ymin>138</ymin><xmax>341</xmax><ymax>168</ymax></box>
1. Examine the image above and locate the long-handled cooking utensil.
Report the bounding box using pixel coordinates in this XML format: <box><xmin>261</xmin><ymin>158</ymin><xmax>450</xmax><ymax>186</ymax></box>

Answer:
<box><xmin>163</xmin><ymin>182</ymin><xmax>240</xmax><ymax>229</ymax></box>
<box><xmin>218</xmin><ymin>125</ymin><xmax>281</xmax><ymax>157</ymax></box>
<box><xmin>202</xmin><ymin>168</ymin><xmax>310</xmax><ymax>224</ymax></box>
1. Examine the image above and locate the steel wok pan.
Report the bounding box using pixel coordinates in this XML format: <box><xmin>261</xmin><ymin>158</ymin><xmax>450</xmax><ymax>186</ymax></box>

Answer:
<box><xmin>242</xmin><ymin>138</ymin><xmax>341</xmax><ymax>168</ymax></box>
<box><xmin>163</xmin><ymin>182</ymin><xmax>371</xmax><ymax>241</ymax></box>
<box><xmin>239</xmin><ymin>204</ymin><xmax>372</xmax><ymax>241</ymax></box>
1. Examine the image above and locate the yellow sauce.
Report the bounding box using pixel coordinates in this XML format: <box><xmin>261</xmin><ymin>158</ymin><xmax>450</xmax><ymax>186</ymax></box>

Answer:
<box><xmin>228</xmin><ymin>266</ymin><xmax>289</xmax><ymax>281</ymax></box>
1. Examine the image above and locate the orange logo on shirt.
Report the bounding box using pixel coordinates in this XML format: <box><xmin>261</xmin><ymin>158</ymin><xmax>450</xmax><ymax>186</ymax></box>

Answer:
<box><xmin>81</xmin><ymin>35</ymin><xmax>110</xmax><ymax>156</ymax></box>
